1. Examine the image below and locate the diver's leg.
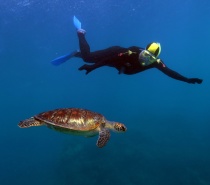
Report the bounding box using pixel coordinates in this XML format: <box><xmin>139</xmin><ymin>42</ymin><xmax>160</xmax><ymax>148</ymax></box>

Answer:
<box><xmin>77</xmin><ymin>32</ymin><xmax>92</xmax><ymax>62</ymax></box>
<box><xmin>77</xmin><ymin>32</ymin><xmax>124</xmax><ymax>63</ymax></box>
<box><xmin>77</xmin><ymin>32</ymin><xmax>105</xmax><ymax>63</ymax></box>
<box><xmin>74</xmin><ymin>16</ymin><xmax>124</xmax><ymax>63</ymax></box>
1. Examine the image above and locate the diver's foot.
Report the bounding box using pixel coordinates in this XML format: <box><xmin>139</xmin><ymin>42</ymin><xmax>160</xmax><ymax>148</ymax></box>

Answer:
<box><xmin>77</xmin><ymin>29</ymin><xmax>86</xmax><ymax>34</ymax></box>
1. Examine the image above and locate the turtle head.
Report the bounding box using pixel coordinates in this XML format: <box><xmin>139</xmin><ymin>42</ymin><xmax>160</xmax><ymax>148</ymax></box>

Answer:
<box><xmin>113</xmin><ymin>122</ymin><xmax>127</xmax><ymax>132</ymax></box>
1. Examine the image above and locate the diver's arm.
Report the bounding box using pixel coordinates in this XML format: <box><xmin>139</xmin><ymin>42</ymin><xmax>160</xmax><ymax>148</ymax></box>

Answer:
<box><xmin>155</xmin><ymin>60</ymin><xmax>203</xmax><ymax>84</ymax></box>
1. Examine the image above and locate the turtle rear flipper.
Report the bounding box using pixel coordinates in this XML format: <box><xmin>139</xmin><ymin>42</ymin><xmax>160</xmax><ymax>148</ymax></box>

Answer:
<box><xmin>18</xmin><ymin>117</ymin><xmax>43</xmax><ymax>128</ymax></box>
<box><xmin>96</xmin><ymin>128</ymin><xmax>110</xmax><ymax>148</ymax></box>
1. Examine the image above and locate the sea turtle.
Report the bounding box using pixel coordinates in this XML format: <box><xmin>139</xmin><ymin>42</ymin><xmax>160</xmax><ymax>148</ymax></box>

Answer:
<box><xmin>18</xmin><ymin>108</ymin><xmax>127</xmax><ymax>148</ymax></box>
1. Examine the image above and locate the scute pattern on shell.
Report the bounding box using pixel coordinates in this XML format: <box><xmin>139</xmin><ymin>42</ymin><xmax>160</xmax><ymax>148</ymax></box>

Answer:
<box><xmin>35</xmin><ymin>108</ymin><xmax>103</xmax><ymax>131</ymax></box>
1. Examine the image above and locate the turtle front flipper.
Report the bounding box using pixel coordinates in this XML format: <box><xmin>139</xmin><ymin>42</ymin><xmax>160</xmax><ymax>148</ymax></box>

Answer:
<box><xmin>96</xmin><ymin>128</ymin><xmax>110</xmax><ymax>148</ymax></box>
<box><xmin>18</xmin><ymin>117</ymin><xmax>43</xmax><ymax>128</ymax></box>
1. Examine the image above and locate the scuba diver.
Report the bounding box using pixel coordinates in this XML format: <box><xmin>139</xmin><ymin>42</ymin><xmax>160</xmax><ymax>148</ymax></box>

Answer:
<box><xmin>51</xmin><ymin>16</ymin><xmax>203</xmax><ymax>84</ymax></box>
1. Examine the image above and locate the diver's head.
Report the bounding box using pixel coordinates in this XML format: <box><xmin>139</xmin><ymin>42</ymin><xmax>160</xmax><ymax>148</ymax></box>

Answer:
<box><xmin>146</xmin><ymin>42</ymin><xmax>161</xmax><ymax>58</ymax></box>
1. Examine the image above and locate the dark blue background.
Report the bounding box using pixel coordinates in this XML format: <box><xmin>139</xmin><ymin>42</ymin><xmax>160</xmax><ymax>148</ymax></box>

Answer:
<box><xmin>0</xmin><ymin>0</ymin><xmax>210</xmax><ymax>184</ymax></box>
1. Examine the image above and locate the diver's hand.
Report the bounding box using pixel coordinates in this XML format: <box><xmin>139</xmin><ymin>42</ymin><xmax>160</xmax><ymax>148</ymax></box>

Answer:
<box><xmin>187</xmin><ymin>78</ymin><xmax>203</xmax><ymax>84</ymax></box>
<box><xmin>78</xmin><ymin>64</ymin><xmax>93</xmax><ymax>75</ymax></box>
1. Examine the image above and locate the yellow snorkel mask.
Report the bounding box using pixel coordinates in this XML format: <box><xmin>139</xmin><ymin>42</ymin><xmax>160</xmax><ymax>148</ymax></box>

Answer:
<box><xmin>139</xmin><ymin>50</ymin><xmax>157</xmax><ymax>66</ymax></box>
<box><xmin>139</xmin><ymin>42</ymin><xmax>161</xmax><ymax>66</ymax></box>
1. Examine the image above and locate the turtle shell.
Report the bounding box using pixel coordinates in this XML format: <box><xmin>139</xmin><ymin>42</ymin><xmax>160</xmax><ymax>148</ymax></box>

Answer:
<box><xmin>35</xmin><ymin>108</ymin><xmax>104</xmax><ymax>131</ymax></box>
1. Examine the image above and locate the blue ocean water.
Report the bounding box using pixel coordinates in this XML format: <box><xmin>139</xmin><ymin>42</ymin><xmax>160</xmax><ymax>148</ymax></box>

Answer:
<box><xmin>1</xmin><ymin>0</ymin><xmax>210</xmax><ymax>184</ymax></box>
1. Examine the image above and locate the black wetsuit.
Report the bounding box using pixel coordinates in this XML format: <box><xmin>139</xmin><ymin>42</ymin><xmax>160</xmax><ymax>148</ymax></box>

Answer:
<box><xmin>75</xmin><ymin>32</ymin><xmax>202</xmax><ymax>84</ymax></box>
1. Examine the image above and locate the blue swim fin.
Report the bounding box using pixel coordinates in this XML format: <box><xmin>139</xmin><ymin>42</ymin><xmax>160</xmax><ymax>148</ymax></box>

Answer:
<box><xmin>73</xmin><ymin>16</ymin><xmax>81</xmax><ymax>30</ymax></box>
<box><xmin>51</xmin><ymin>50</ymin><xmax>78</xmax><ymax>66</ymax></box>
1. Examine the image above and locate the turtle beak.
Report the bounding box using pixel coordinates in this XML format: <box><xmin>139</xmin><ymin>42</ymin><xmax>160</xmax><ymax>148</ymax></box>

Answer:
<box><xmin>121</xmin><ymin>124</ymin><xmax>127</xmax><ymax>132</ymax></box>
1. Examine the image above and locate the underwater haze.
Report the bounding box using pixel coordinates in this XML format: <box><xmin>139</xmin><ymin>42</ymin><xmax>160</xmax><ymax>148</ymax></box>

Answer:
<box><xmin>1</xmin><ymin>0</ymin><xmax>210</xmax><ymax>184</ymax></box>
